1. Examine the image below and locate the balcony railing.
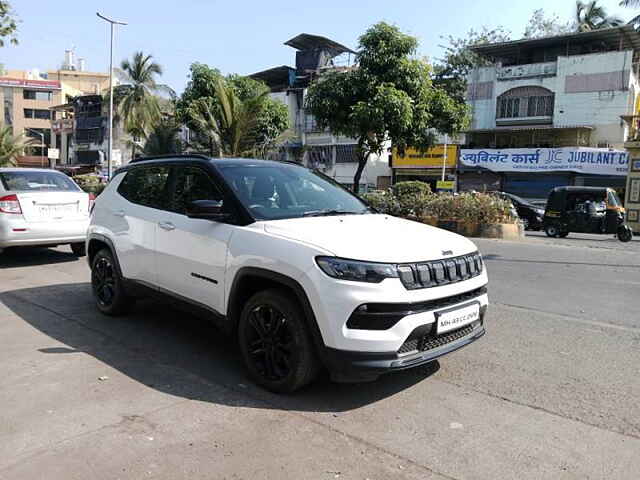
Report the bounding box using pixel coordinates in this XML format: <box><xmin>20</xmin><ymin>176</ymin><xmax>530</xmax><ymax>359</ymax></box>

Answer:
<box><xmin>497</xmin><ymin>61</ymin><xmax>557</xmax><ymax>81</ymax></box>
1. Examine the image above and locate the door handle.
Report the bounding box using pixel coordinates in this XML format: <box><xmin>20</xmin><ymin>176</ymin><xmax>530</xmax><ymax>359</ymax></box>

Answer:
<box><xmin>158</xmin><ymin>221</ymin><xmax>175</xmax><ymax>231</ymax></box>
<box><xmin>112</xmin><ymin>209</ymin><xmax>125</xmax><ymax>217</ymax></box>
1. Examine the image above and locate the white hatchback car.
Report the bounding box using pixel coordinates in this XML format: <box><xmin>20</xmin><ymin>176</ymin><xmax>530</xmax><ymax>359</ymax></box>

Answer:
<box><xmin>88</xmin><ymin>156</ymin><xmax>489</xmax><ymax>392</ymax></box>
<box><xmin>0</xmin><ymin>168</ymin><xmax>91</xmax><ymax>256</ymax></box>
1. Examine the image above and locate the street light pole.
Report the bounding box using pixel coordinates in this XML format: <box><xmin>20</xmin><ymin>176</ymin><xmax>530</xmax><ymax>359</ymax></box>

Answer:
<box><xmin>26</xmin><ymin>128</ymin><xmax>45</xmax><ymax>168</ymax></box>
<box><xmin>97</xmin><ymin>12</ymin><xmax>127</xmax><ymax>181</ymax></box>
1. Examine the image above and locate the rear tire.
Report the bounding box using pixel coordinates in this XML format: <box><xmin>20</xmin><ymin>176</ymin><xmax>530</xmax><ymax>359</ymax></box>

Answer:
<box><xmin>91</xmin><ymin>249</ymin><xmax>134</xmax><ymax>316</ymax></box>
<box><xmin>238</xmin><ymin>289</ymin><xmax>319</xmax><ymax>393</ymax></box>
<box><xmin>70</xmin><ymin>242</ymin><xmax>86</xmax><ymax>257</ymax></box>
<box><xmin>545</xmin><ymin>224</ymin><xmax>560</xmax><ymax>238</ymax></box>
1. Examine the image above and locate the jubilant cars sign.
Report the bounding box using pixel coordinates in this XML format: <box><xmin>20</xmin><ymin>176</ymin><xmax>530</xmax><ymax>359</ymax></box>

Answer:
<box><xmin>460</xmin><ymin>147</ymin><xmax>629</xmax><ymax>176</ymax></box>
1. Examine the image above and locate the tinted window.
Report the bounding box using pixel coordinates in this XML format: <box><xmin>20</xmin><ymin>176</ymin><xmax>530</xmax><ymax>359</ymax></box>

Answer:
<box><xmin>217</xmin><ymin>162</ymin><xmax>369</xmax><ymax>220</ymax></box>
<box><xmin>117</xmin><ymin>166</ymin><xmax>170</xmax><ymax>209</ymax></box>
<box><xmin>171</xmin><ymin>166</ymin><xmax>223</xmax><ymax>214</ymax></box>
<box><xmin>0</xmin><ymin>171</ymin><xmax>81</xmax><ymax>192</ymax></box>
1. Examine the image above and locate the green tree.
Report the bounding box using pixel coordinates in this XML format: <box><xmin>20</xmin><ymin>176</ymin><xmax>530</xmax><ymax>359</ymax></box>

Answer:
<box><xmin>114</xmin><ymin>52</ymin><xmax>167</xmax><ymax>158</ymax></box>
<box><xmin>433</xmin><ymin>26</ymin><xmax>511</xmax><ymax>102</ymax></box>
<box><xmin>0</xmin><ymin>124</ymin><xmax>30</xmax><ymax>166</ymax></box>
<box><xmin>306</xmin><ymin>22</ymin><xmax>469</xmax><ymax>193</ymax></box>
<box><xmin>524</xmin><ymin>9</ymin><xmax>575</xmax><ymax>38</ymax></box>
<box><xmin>143</xmin><ymin>119</ymin><xmax>182</xmax><ymax>155</ymax></box>
<box><xmin>176</xmin><ymin>63</ymin><xmax>289</xmax><ymax>156</ymax></box>
<box><xmin>576</xmin><ymin>1</ymin><xmax>623</xmax><ymax>32</ymax></box>
<box><xmin>0</xmin><ymin>1</ymin><xmax>18</xmax><ymax>47</ymax></box>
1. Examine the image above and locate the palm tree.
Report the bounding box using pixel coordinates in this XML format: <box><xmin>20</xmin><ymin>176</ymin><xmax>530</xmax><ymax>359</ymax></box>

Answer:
<box><xmin>143</xmin><ymin>120</ymin><xmax>182</xmax><ymax>155</ymax></box>
<box><xmin>576</xmin><ymin>1</ymin><xmax>624</xmax><ymax>32</ymax></box>
<box><xmin>0</xmin><ymin>124</ymin><xmax>31</xmax><ymax>167</ymax></box>
<box><xmin>620</xmin><ymin>0</ymin><xmax>640</xmax><ymax>26</ymax></box>
<box><xmin>187</xmin><ymin>78</ymin><xmax>269</xmax><ymax>157</ymax></box>
<box><xmin>115</xmin><ymin>52</ymin><xmax>167</xmax><ymax>159</ymax></box>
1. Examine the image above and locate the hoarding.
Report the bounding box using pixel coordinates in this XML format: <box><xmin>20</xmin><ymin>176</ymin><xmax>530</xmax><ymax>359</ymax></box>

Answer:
<box><xmin>460</xmin><ymin>147</ymin><xmax>628</xmax><ymax>176</ymax></box>
<box><xmin>393</xmin><ymin>145</ymin><xmax>457</xmax><ymax>169</ymax></box>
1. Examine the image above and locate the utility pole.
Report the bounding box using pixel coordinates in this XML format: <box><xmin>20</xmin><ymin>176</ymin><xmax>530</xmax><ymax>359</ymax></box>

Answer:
<box><xmin>441</xmin><ymin>133</ymin><xmax>448</xmax><ymax>182</ymax></box>
<box><xmin>97</xmin><ymin>12</ymin><xmax>127</xmax><ymax>180</ymax></box>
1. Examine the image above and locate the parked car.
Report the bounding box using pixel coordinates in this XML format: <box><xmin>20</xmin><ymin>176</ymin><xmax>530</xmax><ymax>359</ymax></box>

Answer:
<box><xmin>0</xmin><ymin>168</ymin><xmax>91</xmax><ymax>255</ymax></box>
<box><xmin>87</xmin><ymin>155</ymin><xmax>489</xmax><ymax>392</ymax></box>
<box><xmin>496</xmin><ymin>192</ymin><xmax>545</xmax><ymax>230</ymax></box>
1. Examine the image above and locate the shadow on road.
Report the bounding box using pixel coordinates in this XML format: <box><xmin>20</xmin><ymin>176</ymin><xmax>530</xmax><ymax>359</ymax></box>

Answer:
<box><xmin>0</xmin><ymin>283</ymin><xmax>437</xmax><ymax>413</ymax></box>
<box><xmin>0</xmin><ymin>246</ymin><xmax>80</xmax><ymax>268</ymax></box>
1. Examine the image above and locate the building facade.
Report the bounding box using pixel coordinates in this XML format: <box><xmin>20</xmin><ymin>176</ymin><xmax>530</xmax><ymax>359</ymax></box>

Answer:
<box><xmin>461</xmin><ymin>26</ymin><xmax>639</xmax><ymax>201</ymax></box>
<box><xmin>251</xmin><ymin>34</ymin><xmax>392</xmax><ymax>192</ymax></box>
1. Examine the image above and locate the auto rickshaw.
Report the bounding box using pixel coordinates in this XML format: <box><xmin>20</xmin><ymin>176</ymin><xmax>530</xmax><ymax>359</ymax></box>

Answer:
<box><xmin>543</xmin><ymin>186</ymin><xmax>633</xmax><ymax>242</ymax></box>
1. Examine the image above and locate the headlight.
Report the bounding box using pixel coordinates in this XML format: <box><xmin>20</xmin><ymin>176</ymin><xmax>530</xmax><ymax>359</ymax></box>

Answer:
<box><xmin>535</xmin><ymin>208</ymin><xmax>545</xmax><ymax>216</ymax></box>
<box><xmin>316</xmin><ymin>257</ymin><xmax>398</xmax><ymax>283</ymax></box>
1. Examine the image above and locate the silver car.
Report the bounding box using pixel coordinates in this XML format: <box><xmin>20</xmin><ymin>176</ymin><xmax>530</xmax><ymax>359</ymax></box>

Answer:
<box><xmin>0</xmin><ymin>168</ymin><xmax>91</xmax><ymax>256</ymax></box>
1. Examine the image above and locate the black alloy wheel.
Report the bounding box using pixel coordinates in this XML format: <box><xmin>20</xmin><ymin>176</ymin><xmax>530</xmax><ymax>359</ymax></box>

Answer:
<box><xmin>618</xmin><ymin>225</ymin><xmax>633</xmax><ymax>243</ymax></box>
<box><xmin>239</xmin><ymin>289</ymin><xmax>318</xmax><ymax>393</ymax></box>
<box><xmin>91</xmin><ymin>249</ymin><xmax>133</xmax><ymax>315</ymax></box>
<box><xmin>246</xmin><ymin>305</ymin><xmax>294</xmax><ymax>382</ymax></box>
<box><xmin>545</xmin><ymin>224</ymin><xmax>560</xmax><ymax>238</ymax></box>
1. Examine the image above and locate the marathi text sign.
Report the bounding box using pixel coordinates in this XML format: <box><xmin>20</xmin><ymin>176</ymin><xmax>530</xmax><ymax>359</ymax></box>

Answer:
<box><xmin>460</xmin><ymin>148</ymin><xmax>628</xmax><ymax>176</ymax></box>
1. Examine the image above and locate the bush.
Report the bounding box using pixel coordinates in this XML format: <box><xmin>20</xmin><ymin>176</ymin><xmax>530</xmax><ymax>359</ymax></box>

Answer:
<box><xmin>361</xmin><ymin>190</ymin><xmax>401</xmax><ymax>216</ymax></box>
<box><xmin>73</xmin><ymin>174</ymin><xmax>106</xmax><ymax>196</ymax></box>
<box><xmin>422</xmin><ymin>192</ymin><xmax>517</xmax><ymax>224</ymax></box>
<box><xmin>391</xmin><ymin>181</ymin><xmax>432</xmax><ymax>198</ymax></box>
<box><xmin>391</xmin><ymin>181</ymin><xmax>433</xmax><ymax>217</ymax></box>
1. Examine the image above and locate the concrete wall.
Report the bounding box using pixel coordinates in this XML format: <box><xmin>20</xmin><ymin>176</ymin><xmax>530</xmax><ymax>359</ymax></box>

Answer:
<box><xmin>467</xmin><ymin>50</ymin><xmax>636</xmax><ymax>148</ymax></box>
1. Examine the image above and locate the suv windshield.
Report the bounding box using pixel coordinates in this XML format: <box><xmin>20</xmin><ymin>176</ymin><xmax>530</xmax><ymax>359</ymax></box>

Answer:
<box><xmin>217</xmin><ymin>162</ymin><xmax>370</xmax><ymax>220</ymax></box>
<box><xmin>0</xmin><ymin>171</ymin><xmax>81</xmax><ymax>192</ymax></box>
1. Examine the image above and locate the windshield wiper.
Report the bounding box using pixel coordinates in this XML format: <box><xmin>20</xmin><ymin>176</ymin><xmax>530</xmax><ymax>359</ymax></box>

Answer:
<box><xmin>302</xmin><ymin>209</ymin><xmax>362</xmax><ymax>217</ymax></box>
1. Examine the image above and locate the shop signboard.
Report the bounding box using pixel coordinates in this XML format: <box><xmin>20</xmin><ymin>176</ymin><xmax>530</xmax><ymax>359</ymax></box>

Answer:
<box><xmin>393</xmin><ymin>145</ymin><xmax>457</xmax><ymax>169</ymax></box>
<box><xmin>460</xmin><ymin>147</ymin><xmax>628</xmax><ymax>176</ymax></box>
<box><xmin>436</xmin><ymin>180</ymin><xmax>455</xmax><ymax>191</ymax></box>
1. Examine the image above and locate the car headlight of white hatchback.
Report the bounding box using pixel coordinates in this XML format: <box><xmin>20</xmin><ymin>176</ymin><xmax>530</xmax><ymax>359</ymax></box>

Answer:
<box><xmin>316</xmin><ymin>257</ymin><xmax>399</xmax><ymax>283</ymax></box>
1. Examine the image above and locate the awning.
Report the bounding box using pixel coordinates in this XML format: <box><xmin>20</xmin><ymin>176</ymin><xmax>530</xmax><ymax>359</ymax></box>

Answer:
<box><xmin>465</xmin><ymin>125</ymin><xmax>594</xmax><ymax>134</ymax></box>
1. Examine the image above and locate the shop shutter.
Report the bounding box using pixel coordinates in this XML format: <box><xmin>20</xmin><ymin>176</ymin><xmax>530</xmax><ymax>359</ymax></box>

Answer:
<box><xmin>503</xmin><ymin>174</ymin><xmax>570</xmax><ymax>200</ymax></box>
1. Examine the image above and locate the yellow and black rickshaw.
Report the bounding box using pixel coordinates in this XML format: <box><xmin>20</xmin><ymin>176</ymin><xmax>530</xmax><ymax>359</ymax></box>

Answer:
<box><xmin>543</xmin><ymin>186</ymin><xmax>633</xmax><ymax>242</ymax></box>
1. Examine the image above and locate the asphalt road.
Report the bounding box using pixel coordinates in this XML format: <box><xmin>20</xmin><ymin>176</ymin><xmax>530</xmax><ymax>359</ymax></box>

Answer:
<box><xmin>1</xmin><ymin>233</ymin><xmax>639</xmax><ymax>479</ymax></box>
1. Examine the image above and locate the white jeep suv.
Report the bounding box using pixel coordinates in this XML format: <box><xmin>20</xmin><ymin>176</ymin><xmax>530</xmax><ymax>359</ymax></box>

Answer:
<box><xmin>87</xmin><ymin>155</ymin><xmax>488</xmax><ymax>392</ymax></box>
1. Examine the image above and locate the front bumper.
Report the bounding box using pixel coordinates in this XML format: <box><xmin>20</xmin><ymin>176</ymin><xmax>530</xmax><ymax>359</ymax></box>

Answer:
<box><xmin>323</xmin><ymin>313</ymin><xmax>486</xmax><ymax>381</ymax></box>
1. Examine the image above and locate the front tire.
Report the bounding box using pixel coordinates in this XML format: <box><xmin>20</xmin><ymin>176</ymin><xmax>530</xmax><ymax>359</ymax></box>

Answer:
<box><xmin>617</xmin><ymin>225</ymin><xmax>633</xmax><ymax>243</ymax></box>
<box><xmin>70</xmin><ymin>242</ymin><xmax>86</xmax><ymax>256</ymax></box>
<box><xmin>238</xmin><ymin>289</ymin><xmax>319</xmax><ymax>393</ymax></box>
<box><xmin>91</xmin><ymin>249</ymin><xmax>134</xmax><ymax>316</ymax></box>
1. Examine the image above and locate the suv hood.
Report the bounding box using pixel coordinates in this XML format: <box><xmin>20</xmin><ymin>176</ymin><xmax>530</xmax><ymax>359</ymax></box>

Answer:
<box><xmin>263</xmin><ymin>214</ymin><xmax>478</xmax><ymax>263</ymax></box>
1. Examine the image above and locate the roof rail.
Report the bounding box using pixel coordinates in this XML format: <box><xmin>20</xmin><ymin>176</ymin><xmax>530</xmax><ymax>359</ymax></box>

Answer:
<box><xmin>128</xmin><ymin>153</ymin><xmax>212</xmax><ymax>164</ymax></box>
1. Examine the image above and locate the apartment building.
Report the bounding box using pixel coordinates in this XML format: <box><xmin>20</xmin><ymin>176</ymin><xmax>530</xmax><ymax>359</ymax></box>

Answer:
<box><xmin>460</xmin><ymin>26</ymin><xmax>639</xmax><ymax>201</ymax></box>
<box><xmin>251</xmin><ymin>34</ymin><xmax>392</xmax><ymax>192</ymax></box>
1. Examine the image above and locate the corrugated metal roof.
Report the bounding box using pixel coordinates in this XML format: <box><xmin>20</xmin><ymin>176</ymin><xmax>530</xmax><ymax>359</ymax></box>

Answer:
<box><xmin>471</xmin><ymin>25</ymin><xmax>640</xmax><ymax>59</ymax></box>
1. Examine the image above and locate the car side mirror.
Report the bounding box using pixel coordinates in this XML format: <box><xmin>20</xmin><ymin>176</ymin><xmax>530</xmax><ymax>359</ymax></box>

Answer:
<box><xmin>186</xmin><ymin>200</ymin><xmax>231</xmax><ymax>221</ymax></box>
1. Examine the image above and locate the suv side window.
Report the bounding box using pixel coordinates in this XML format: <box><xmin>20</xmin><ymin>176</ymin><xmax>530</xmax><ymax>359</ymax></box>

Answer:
<box><xmin>170</xmin><ymin>166</ymin><xmax>224</xmax><ymax>214</ymax></box>
<box><xmin>117</xmin><ymin>166</ymin><xmax>171</xmax><ymax>210</ymax></box>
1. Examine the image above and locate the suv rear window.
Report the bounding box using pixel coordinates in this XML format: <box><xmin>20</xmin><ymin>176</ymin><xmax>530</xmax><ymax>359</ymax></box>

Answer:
<box><xmin>0</xmin><ymin>171</ymin><xmax>81</xmax><ymax>192</ymax></box>
<box><xmin>117</xmin><ymin>166</ymin><xmax>170</xmax><ymax>209</ymax></box>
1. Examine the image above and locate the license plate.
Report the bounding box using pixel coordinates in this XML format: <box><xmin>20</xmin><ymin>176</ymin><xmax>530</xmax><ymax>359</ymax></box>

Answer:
<box><xmin>38</xmin><ymin>204</ymin><xmax>75</xmax><ymax>218</ymax></box>
<box><xmin>436</xmin><ymin>302</ymin><xmax>480</xmax><ymax>334</ymax></box>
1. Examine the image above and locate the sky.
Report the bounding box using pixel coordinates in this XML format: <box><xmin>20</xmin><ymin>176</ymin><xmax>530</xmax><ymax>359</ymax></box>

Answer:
<box><xmin>1</xmin><ymin>0</ymin><xmax>634</xmax><ymax>94</ymax></box>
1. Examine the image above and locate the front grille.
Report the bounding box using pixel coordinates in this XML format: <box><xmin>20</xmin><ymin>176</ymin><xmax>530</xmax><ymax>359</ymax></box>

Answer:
<box><xmin>398</xmin><ymin>252</ymin><xmax>483</xmax><ymax>290</ymax></box>
<box><xmin>397</xmin><ymin>322</ymin><xmax>479</xmax><ymax>355</ymax></box>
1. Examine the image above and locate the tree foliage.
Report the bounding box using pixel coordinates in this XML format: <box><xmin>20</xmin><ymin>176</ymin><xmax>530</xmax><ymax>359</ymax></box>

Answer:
<box><xmin>0</xmin><ymin>124</ymin><xmax>31</xmax><ymax>166</ymax></box>
<box><xmin>176</xmin><ymin>64</ymin><xmax>289</xmax><ymax>157</ymax></box>
<box><xmin>305</xmin><ymin>22</ymin><xmax>469</xmax><ymax>193</ymax></box>
<box><xmin>143</xmin><ymin>119</ymin><xmax>182</xmax><ymax>156</ymax></box>
<box><xmin>619</xmin><ymin>0</ymin><xmax>640</xmax><ymax>26</ymax></box>
<box><xmin>0</xmin><ymin>1</ymin><xmax>17</xmax><ymax>47</ymax></box>
<box><xmin>524</xmin><ymin>9</ymin><xmax>575</xmax><ymax>38</ymax></box>
<box><xmin>575</xmin><ymin>1</ymin><xmax>624</xmax><ymax>31</ymax></box>
<box><xmin>433</xmin><ymin>26</ymin><xmax>511</xmax><ymax>102</ymax></box>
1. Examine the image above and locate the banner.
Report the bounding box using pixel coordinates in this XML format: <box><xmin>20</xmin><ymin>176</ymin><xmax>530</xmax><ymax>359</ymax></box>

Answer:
<box><xmin>460</xmin><ymin>147</ymin><xmax>628</xmax><ymax>176</ymax></box>
<box><xmin>393</xmin><ymin>145</ymin><xmax>457</xmax><ymax>169</ymax></box>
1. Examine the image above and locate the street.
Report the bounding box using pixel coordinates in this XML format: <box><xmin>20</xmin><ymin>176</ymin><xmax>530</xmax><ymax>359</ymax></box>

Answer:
<box><xmin>1</xmin><ymin>233</ymin><xmax>639</xmax><ymax>480</ymax></box>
